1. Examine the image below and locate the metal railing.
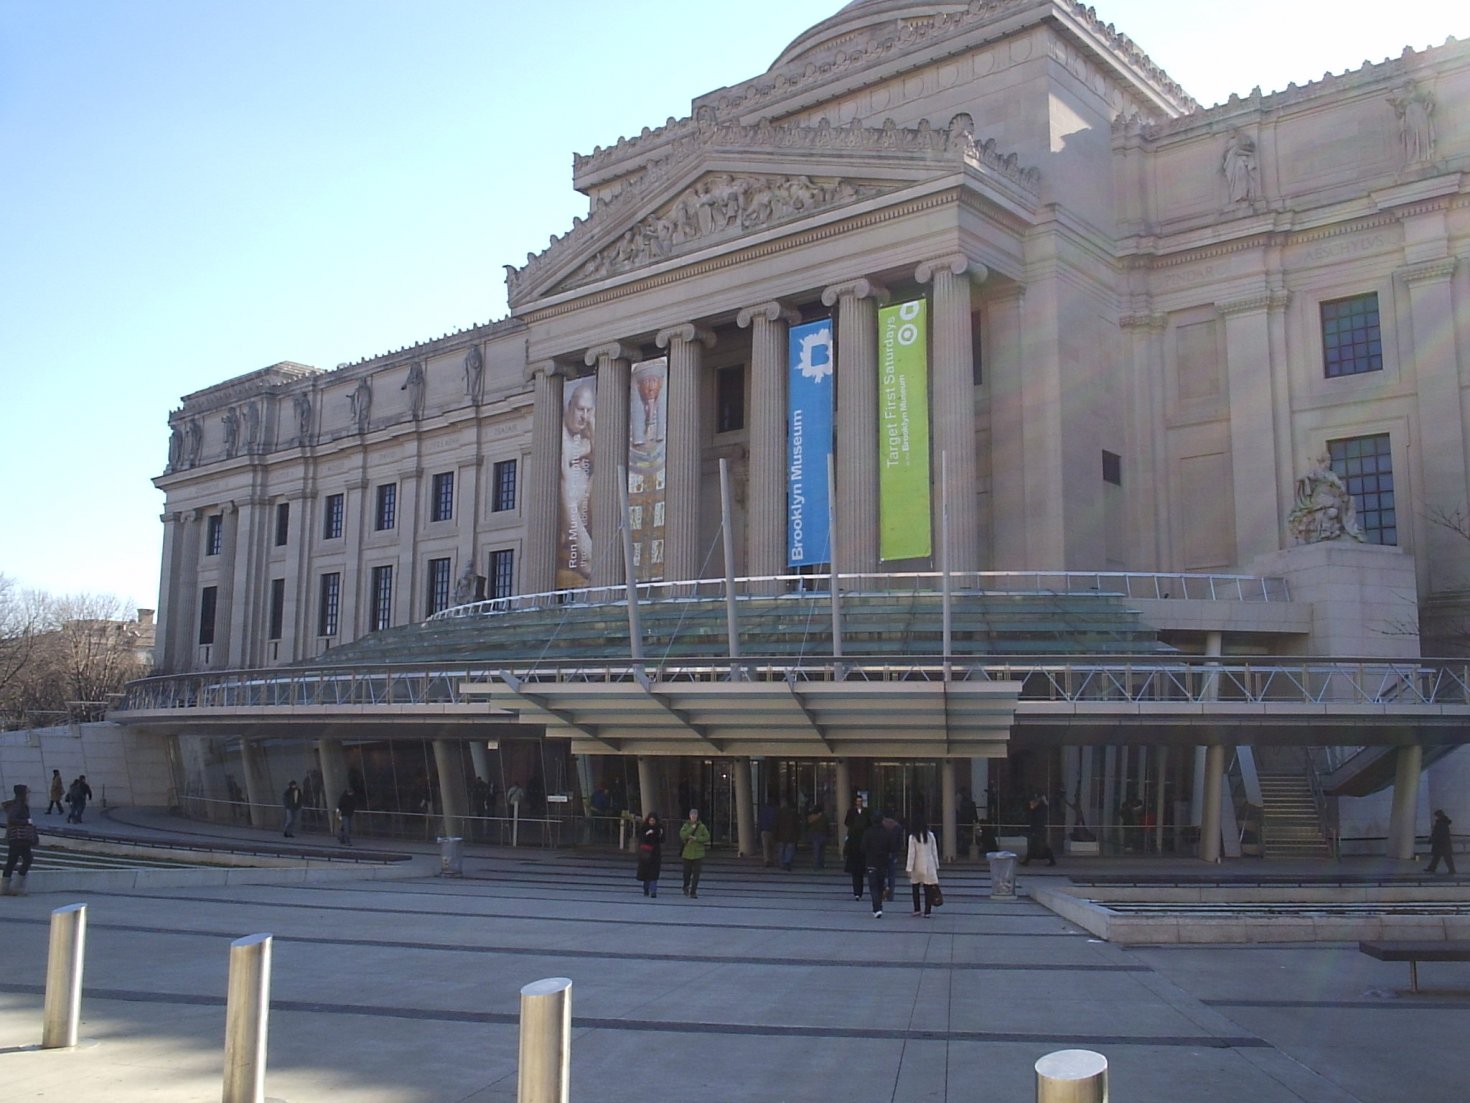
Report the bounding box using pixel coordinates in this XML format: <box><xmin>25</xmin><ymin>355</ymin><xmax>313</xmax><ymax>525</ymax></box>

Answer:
<box><xmin>117</xmin><ymin>655</ymin><xmax>1470</xmax><ymax>714</ymax></box>
<box><xmin>429</xmin><ymin>570</ymin><xmax>1290</xmax><ymax>621</ymax></box>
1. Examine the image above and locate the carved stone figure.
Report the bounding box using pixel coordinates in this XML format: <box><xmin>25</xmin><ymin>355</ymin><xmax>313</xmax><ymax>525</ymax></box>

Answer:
<box><xmin>167</xmin><ymin>425</ymin><xmax>183</xmax><ymax>470</ymax></box>
<box><xmin>185</xmin><ymin>419</ymin><xmax>203</xmax><ymax>466</ymax></box>
<box><xmin>1222</xmin><ymin>129</ymin><xmax>1259</xmax><ymax>203</ymax></box>
<box><xmin>349</xmin><ymin>377</ymin><xmax>373</xmax><ymax>433</ymax></box>
<box><xmin>452</xmin><ymin>565</ymin><xmax>478</xmax><ymax>606</ymax></box>
<box><xmin>401</xmin><ymin>361</ymin><xmax>426</xmax><ymax>421</ymax></box>
<box><xmin>1288</xmin><ymin>454</ymin><xmax>1365</xmax><ymax>544</ymax></box>
<box><xmin>1388</xmin><ymin>81</ymin><xmax>1435</xmax><ymax>165</ymax></box>
<box><xmin>293</xmin><ymin>393</ymin><xmax>313</xmax><ymax>441</ymax></box>
<box><xmin>244</xmin><ymin>402</ymin><xmax>261</xmax><ymax>447</ymax></box>
<box><xmin>221</xmin><ymin>408</ymin><xmax>240</xmax><ymax>458</ymax></box>
<box><xmin>464</xmin><ymin>344</ymin><xmax>484</xmax><ymax>403</ymax></box>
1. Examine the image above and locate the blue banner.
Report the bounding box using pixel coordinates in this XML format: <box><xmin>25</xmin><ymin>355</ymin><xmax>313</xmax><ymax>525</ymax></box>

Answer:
<box><xmin>787</xmin><ymin>318</ymin><xmax>834</xmax><ymax>568</ymax></box>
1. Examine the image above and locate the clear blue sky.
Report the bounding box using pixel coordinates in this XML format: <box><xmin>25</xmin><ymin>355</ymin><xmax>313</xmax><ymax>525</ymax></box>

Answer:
<box><xmin>1</xmin><ymin>0</ymin><xmax>1461</xmax><ymax>611</ymax></box>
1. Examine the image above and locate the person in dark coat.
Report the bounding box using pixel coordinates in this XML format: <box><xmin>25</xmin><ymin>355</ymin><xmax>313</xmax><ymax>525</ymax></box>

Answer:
<box><xmin>773</xmin><ymin>801</ymin><xmax>802</xmax><ymax>870</ymax></box>
<box><xmin>336</xmin><ymin>787</ymin><xmax>359</xmax><ymax>846</ymax></box>
<box><xmin>636</xmin><ymin>812</ymin><xmax>665</xmax><ymax>897</ymax></box>
<box><xmin>862</xmin><ymin>816</ymin><xmax>896</xmax><ymax>917</ymax></box>
<box><xmin>2</xmin><ymin>784</ymin><xmax>36</xmax><ymax>896</ymax></box>
<box><xmin>1425</xmin><ymin>809</ymin><xmax>1456</xmax><ymax>874</ymax></box>
<box><xmin>1020</xmin><ymin>795</ymin><xmax>1055</xmax><ymax>866</ymax></box>
<box><xmin>843</xmin><ymin>795</ymin><xmax>872</xmax><ymax>900</ymax></box>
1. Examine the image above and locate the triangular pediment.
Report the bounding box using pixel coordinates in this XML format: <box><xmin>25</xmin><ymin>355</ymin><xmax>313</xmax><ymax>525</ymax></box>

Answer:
<box><xmin>506</xmin><ymin>113</ymin><xmax>1039</xmax><ymax>307</ymax></box>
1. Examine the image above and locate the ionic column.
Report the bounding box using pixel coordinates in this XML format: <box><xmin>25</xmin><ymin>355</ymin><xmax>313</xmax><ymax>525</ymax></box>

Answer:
<box><xmin>587</xmin><ymin>344</ymin><xmax>632</xmax><ymax>589</ymax></box>
<box><xmin>523</xmin><ymin>364</ymin><xmax>564</xmax><ymax>596</ymax></box>
<box><xmin>916</xmin><ymin>256</ymin><xmax>986</xmax><ymax>574</ymax></box>
<box><xmin>820</xmin><ymin>278</ymin><xmax>889</xmax><ymax>576</ymax></box>
<box><xmin>656</xmin><ymin>324</ymin><xmax>716</xmax><ymax>583</ymax></box>
<box><xmin>155</xmin><ymin>511</ymin><xmax>186</xmax><ymax>669</ymax></box>
<box><xmin>984</xmin><ymin>288</ymin><xmax>1027</xmax><ymax>569</ymax></box>
<box><xmin>1387</xmin><ymin>743</ymin><xmax>1423</xmax><ymax>861</ymax></box>
<box><xmin>737</xmin><ymin>301</ymin><xmax>802</xmax><ymax>583</ymax></box>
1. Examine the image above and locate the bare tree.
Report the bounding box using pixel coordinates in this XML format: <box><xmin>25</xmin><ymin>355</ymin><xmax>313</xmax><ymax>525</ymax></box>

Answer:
<box><xmin>0</xmin><ymin>575</ymin><xmax>54</xmax><ymax>727</ymax></box>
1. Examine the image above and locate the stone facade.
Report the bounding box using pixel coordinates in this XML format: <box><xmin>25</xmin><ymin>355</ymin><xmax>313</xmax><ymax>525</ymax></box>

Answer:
<box><xmin>153</xmin><ymin>0</ymin><xmax>1469</xmax><ymax>671</ymax></box>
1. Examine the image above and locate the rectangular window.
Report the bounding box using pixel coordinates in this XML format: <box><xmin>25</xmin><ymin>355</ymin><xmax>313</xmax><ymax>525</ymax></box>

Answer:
<box><xmin>370</xmin><ymin>565</ymin><xmax>393</xmax><ymax>631</ymax></box>
<box><xmin>1102</xmin><ymin>450</ymin><xmax>1122</xmax><ymax>486</ymax></box>
<box><xmin>426</xmin><ymin>557</ymin><xmax>452</xmax><ymax>616</ymax></box>
<box><xmin>488</xmin><ymin>548</ymin><xmax>515</xmax><ymax>600</ymax></box>
<box><xmin>318</xmin><ymin>572</ymin><xmax>341</xmax><ymax>637</ymax></box>
<box><xmin>1329</xmin><ymin>434</ymin><xmax>1396</xmax><ymax>545</ymax></box>
<box><xmin>431</xmin><ymin>472</ymin><xmax>454</xmax><ymax>522</ymax></box>
<box><xmin>274</xmin><ymin>502</ymin><xmax>290</xmax><ymax>547</ymax></box>
<box><xmin>268</xmin><ymin>578</ymin><xmax>285</xmax><ymax>640</ymax></box>
<box><xmin>1321</xmin><ymin>293</ymin><xmax>1383</xmax><ymax>378</ymax></box>
<box><xmin>716</xmin><ymin>365</ymin><xmax>746</xmax><ymax>433</ymax></box>
<box><xmin>492</xmin><ymin>459</ymin><xmax>518</xmax><ymax>512</ymax></box>
<box><xmin>198</xmin><ymin>586</ymin><xmax>217</xmax><ymax>645</ymax></box>
<box><xmin>375</xmin><ymin>483</ymin><xmax>397</xmax><ymax>531</ymax></box>
<box><xmin>205</xmin><ymin>514</ymin><xmax>223</xmax><ymax>556</ymax></box>
<box><xmin>323</xmin><ymin>493</ymin><xmax>344</xmax><ymax>540</ymax></box>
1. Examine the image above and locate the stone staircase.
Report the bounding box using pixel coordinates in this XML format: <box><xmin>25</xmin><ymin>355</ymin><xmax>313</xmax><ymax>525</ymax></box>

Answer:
<box><xmin>1258</xmin><ymin>771</ymin><xmax>1331</xmax><ymax>858</ymax></box>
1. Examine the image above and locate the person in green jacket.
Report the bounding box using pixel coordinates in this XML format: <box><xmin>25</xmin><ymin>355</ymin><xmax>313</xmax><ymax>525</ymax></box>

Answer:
<box><xmin>679</xmin><ymin>808</ymin><xmax>712</xmax><ymax>898</ymax></box>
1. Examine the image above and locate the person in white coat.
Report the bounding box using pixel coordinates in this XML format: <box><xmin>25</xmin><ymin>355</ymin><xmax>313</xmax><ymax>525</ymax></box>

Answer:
<box><xmin>905</xmin><ymin>817</ymin><xmax>941</xmax><ymax>917</ymax></box>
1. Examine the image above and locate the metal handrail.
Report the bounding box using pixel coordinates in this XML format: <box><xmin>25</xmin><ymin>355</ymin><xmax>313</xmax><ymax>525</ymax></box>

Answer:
<box><xmin>429</xmin><ymin>570</ymin><xmax>1291</xmax><ymax>621</ymax></box>
<box><xmin>117</xmin><ymin>655</ymin><xmax>1470</xmax><ymax>713</ymax></box>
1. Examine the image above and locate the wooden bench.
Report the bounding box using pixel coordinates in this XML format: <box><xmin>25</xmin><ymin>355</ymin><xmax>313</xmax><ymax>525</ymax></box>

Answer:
<box><xmin>1358</xmin><ymin>940</ymin><xmax>1470</xmax><ymax>992</ymax></box>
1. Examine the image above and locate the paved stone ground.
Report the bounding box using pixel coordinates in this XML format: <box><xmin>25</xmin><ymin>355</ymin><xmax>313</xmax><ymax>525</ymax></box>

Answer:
<box><xmin>0</xmin><ymin>811</ymin><xmax>1466</xmax><ymax>1102</ymax></box>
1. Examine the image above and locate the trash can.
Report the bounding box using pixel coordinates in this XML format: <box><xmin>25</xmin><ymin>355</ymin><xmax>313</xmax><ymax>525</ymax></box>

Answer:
<box><xmin>437</xmin><ymin>836</ymin><xmax>464</xmax><ymax>877</ymax></box>
<box><xmin>986</xmin><ymin>850</ymin><xmax>1017</xmax><ymax>899</ymax></box>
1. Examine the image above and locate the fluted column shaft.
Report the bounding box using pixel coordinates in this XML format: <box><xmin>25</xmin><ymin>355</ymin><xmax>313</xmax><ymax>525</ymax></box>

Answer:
<box><xmin>524</xmin><ymin>365</ymin><xmax>563</xmax><ymax>595</ymax></box>
<box><xmin>588</xmin><ymin>344</ymin><xmax>632</xmax><ymax>589</ymax></box>
<box><xmin>738</xmin><ymin>301</ymin><xmax>801</xmax><ymax>582</ymax></box>
<box><xmin>917</xmin><ymin>256</ymin><xmax>984</xmax><ymax>574</ymax></box>
<box><xmin>822</xmin><ymin>278</ymin><xmax>889</xmax><ymax>576</ymax></box>
<box><xmin>657</xmin><ymin>324</ymin><xmax>715</xmax><ymax>583</ymax></box>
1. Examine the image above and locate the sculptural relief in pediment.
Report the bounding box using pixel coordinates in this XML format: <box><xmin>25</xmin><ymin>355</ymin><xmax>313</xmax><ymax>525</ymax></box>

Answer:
<box><xmin>567</xmin><ymin>172</ymin><xmax>885</xmax><ymax>289</ymax></box>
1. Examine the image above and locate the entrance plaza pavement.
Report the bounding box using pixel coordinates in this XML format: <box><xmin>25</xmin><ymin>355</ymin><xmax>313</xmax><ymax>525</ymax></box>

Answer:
<box><xmin>1</xmin><ymin>810</ymin><xmax>1467</xmax><ymax>1102</ymax></box>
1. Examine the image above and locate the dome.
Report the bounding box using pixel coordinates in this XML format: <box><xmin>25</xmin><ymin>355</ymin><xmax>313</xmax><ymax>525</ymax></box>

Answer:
<box><xmin>770</xmin><ymin>1</ymin><xmax>970</xmax><ymax>72</ymax></box>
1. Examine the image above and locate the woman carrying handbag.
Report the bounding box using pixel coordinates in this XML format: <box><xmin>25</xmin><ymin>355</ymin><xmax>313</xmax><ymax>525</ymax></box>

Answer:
<box><xmin>905</xmin><ymin>816</ymin><xmax>941</xmax><ymax>917</ymax></box>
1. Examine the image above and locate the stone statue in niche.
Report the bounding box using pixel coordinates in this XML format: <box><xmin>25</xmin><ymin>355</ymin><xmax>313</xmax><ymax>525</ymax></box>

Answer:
<box><xmin>1388</xmin><ymin>81</ymin><xmax>1435</xmax><ymax>165</ymax></box>
<box><xmin>221</xmin><ymin>408</ymin><xmax>240</xmax><ymax>458</ymax></box>
<box><xmin>402</xmin><ymin>361</ymin><xmax>426</xmax><ymax>421</ymax></box>
<box><xmin>349</xmin><ymin>377</ymin><xmax>373</xmax><ymax>433</ymax></box>
<box><xmin>167</xmin><ymin>424</ymin><xmax>183</xmax><ymax>470</ymax></box>
<box><xmin>464</xmin><ymin>344</ymin><xmax>484</xmax><ymax>403</ymax></box>
<box><xmin>293</xmin><ymin>393</ymin><xmax>313</xmax><ymax>441</ymax></box>
<box><xmin>185</xmin><ymin>419</ymin><xmax>203</xmax><ymax>466</ymax></box>
<box><xmin>1288</xmin><ymin>453</ymin><xmax>1365</xmax><ymax>544</ymax></box>
<box><xmin>452</xmin><ymin>564</ymin><xmax>479</xmax><ymax>606</ymax></box>
<box><xmin>1222</xmin><ymin>129</ymin><xmax>1259</xmax><ymax>204</ymax></box>
<box><xmin>244</xmin><ymin>402</ymin><xmax>261</xmax><ymax>447</ymax></box>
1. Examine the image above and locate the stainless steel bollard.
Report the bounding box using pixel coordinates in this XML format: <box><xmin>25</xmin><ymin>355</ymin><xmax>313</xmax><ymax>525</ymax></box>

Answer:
<box><xmin>222</xmin><ymin>933</ymin><xmax>272</xmax><ymax>1103</ymax></box>
<box><xmin>1036</xmin><ymin>1048</ymin><xmax>1108</xmax><ymax>1103</ymax></box>
<box><xmin>517</xmin><ymin>977</ymin><xmax>572</xmax><ymax>1103</ymax></box>
<box><xmin>42</xmin><ymin>903</ymin><xmax>87</xmax><ymax>1049</ymax></box>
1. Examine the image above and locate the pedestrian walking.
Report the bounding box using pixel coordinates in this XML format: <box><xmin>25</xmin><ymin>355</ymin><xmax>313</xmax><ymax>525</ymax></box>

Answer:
<box><xmin>3</xmin><ymin>784</ymin><xmax>38</xmax><ymax>896</ymax></box>
<box><xmin>905</xmin><ymin>817</ymin><xmax>941</xmax><ymax>917</ymax></box>
<box><xmin>862</xmin><ymin>814</ymin><xmax>896</xmax><ymax>917</ymax></box>
<box><xmin>46</xmin><ymin>770</ymin><xmax>65</xmax><ymax>815</ymax></box>
<box><xmin>1020</xmin><ymin>795</ymin><xmax>1055</xmax><ymax>866</ymax></box>
<box><xmin>774</xmin><ymin>800</ymin><xmax>802</xmax><ymax>870</ymax></box>
<box><xmin>1425</xmin><ymin>809</ymin><xmax>1456</xmax><ymax>874</ymax></box>
<box><xmin>337</xmin><ymin>786</ymin><xmax>359</xmax><ymax>846</ymax></box>
<box><xmin>881</xmin><ymin>807</ymin><xmax>903</xmax><ymax>900</ymax></box>
<box><xmin>679</xmin><ymin>808</ymin><xmax>711</xmax><ymax>898</ymax></box>
<box><xmin>282</xmin><ymin>780</ymin><xmax>303</xmax><ymax>838</ymax></box>
<box><xmin>843</xmin><ymin>794</ymin><xmax>872</xmax><ymax>900</ymax></box>
<box><xmin>65</xmin><ymin>776</ymin><xmax>93</xmax><ymax>824</ymax></box>
<box><xmin>636</xmin><ymin>812</ymin><xmax>665</xmax><ymax>897</ymax></box>
<box><xmin>806</xmin><ymin>804</ymin><xmax>830</xmax><ymax>870</ymax></box>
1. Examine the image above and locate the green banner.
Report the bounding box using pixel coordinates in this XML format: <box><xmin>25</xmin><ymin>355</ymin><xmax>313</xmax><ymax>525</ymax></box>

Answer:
<box><xmin>878</xmin><ymin>299</ymin><xmax>932</xmax><ymax>561</ymax></box>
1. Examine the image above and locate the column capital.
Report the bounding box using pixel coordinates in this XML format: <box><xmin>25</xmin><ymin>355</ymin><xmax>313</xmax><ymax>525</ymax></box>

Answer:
<box><xmin>585</xmin><ymin>342</ymin><xmax>633</xmax><ymax>367</ymax></box>
<box><xmin>1400</xmin><ymin>258</ymin><xmax>1457</xmax><ymax>287</ymax></box>
<box><xmin>820</xmin><ymin>278</ymin><xmax>889</xmax><ymax>308</ymax></box>
<box><xmin>522</xmin><ymin>359</ymin><xmax>566</xmax><ymax>384</ymax></box>
<box><xmin>655</xmin><ymin>323</ymin><xmax>716</xmax><ymax>350</ymax></box>
<box><xmin>736</xmin><ymin>300</ymin><xmax>802</xmax><ymax>329</ymax></box>
<box><xmin>915</xmin><ymin>255</ymin><xmax>987</xmax><ymax>285</ymax></box>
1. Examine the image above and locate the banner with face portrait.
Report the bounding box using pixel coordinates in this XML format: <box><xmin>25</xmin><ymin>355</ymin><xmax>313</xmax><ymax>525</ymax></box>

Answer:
<box><xmin>627</xmin><ymin>356</ymin><xmax>668</xmax><ymax>581</ymax></box>
<box><xmin>557</xmin><ymin>375</ymin><xmax>596</xmax><ymax>588</ymax></box>
<box><xmin>878</xmin><ymin>299</ymin><xmax>932</xmax><ymax>561</ymax></box>
<box><xmin>788</xmin><ymin>318</ymin><xmax>834</xmax><ymax>568</ymax></box>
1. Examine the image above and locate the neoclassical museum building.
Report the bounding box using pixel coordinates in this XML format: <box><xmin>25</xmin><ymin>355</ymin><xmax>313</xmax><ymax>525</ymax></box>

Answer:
<box><xmin>117</xmin><ymin>0</ymin><xmax>1470</xmax><ymax>863</ymax></box>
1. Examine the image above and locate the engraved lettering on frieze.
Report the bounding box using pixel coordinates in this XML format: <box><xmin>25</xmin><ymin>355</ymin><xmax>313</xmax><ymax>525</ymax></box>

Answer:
<box><xmin>1305</xmin><ymin>234</ymin><xmax>1386</xmax><ymax>264</ymax></box>
<box><xmin>1388</xmin><ymin>81</ymin><xmax>1435</xmax><ymax>165</ymax></box>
